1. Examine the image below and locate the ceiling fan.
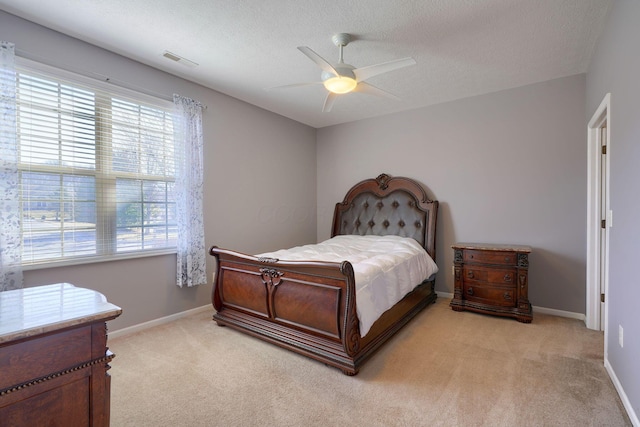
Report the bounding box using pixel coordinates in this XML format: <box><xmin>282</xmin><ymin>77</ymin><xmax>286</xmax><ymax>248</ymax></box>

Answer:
<box><xmin>269</xmin><ymin>33</ymin><xmax>416</xmax><ymax>112</ymax></box>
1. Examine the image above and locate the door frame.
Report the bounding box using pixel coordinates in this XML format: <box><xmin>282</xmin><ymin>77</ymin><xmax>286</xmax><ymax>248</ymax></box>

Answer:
<box><xmin>586</xmin><ymin>93</ymin><xmax>611</xmax><ymax>334</ymax></box>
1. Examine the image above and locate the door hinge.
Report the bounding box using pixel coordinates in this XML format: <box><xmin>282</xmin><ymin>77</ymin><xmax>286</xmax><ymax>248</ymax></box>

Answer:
<box><xmin>602</xmin><ymin>145</ymin><xmax>607</xmax><ymax>155</ymax></box>
<box><xmin>601</xmin><ymin>293</ymin><xmax>605</xmax><ymax>303</ymax></box>
<box><xmin>601</xmin><ymin>219</ymin><xmax>606</xmax><ymax>229</ymax></box>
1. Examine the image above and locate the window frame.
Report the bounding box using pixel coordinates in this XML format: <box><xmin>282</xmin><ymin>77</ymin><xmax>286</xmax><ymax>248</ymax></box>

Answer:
<box><xmin>15</xmin><ymin>58</ymin><xmax>178</xmax><ymax>271</ymax></box>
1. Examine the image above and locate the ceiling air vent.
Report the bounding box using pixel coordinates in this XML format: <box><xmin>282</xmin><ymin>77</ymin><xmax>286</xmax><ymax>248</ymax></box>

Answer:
<box><xmin>162</xmin><ymin>50</ymin><xmax>198</xmax><ymax>68</ymax></box>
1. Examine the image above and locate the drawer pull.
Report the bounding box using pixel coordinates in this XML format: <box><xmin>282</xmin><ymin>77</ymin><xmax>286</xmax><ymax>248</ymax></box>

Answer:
<box><xmin>467</xmin><ymin>287</ymin><xmax>474</xmax><ymax>296</ymax></box>
<box><xmin>467</xmin><ymin>271</ymin><xmax>474</xmax><ymax>279</ymax></box>
<box><xmin>505</xmin><ymin>256</ymin><xmax>510</xmax><ymax>262</ymax></box>
<box><xmin>503</xmin><ymin>292</ymin><xmax>512</xmax><ymax>301</ymax></box>
<box><xmin>503</xmin><ymin>274</ymin><xmax>512</xmax><ymax>282</ymax></box>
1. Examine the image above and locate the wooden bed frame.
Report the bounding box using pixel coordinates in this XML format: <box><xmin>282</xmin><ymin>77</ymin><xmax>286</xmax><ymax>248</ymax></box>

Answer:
<box><xmin>209</xmin><ymin>173</ymin><xmax>438</xmax><ymax>375</ymax></box>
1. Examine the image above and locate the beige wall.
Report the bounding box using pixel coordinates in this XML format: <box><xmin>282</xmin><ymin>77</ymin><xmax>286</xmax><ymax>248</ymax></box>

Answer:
<box><xmin>317</xmin><ymin>74</ymin><xmax>587</xmax><ymax>313</ymax></box>
<box><xmin>0</xmin><ymin>11</ymin><xmax>318</xmax><ymax>331</ymax></box>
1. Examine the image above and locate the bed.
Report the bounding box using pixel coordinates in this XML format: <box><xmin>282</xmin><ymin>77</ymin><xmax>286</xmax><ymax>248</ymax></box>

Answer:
<box><xmin>209</xmin><ymin>173</ymin><xmax>439</xmax><ymax>375</ymax></box>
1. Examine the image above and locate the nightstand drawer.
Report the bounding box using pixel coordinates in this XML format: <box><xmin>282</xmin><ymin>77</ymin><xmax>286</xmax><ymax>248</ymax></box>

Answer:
<box><xmin>464</xmin><ymin>250</ymin><xmax>516</xmax><ymax>266</ymax></box>
<box><xmin>464</xmin><ymin>266</ymin><xmax>516</xmax><ymax>285</ymax></box>
<box><xmin>463</xmin><ymin>284</ymin><xmax>516</xmax><ymax>307</ymax></box>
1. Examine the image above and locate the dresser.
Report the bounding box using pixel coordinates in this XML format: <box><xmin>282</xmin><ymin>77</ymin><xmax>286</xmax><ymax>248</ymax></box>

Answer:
<box><xmin>0</xmin><ymin>283</ymin><xmax>122</xmax><ymax>426</ymax></box>
<box><xmin>450</xmin><ymin>243</ymin><xmax>532</xmax><ymax>323</ymax></box>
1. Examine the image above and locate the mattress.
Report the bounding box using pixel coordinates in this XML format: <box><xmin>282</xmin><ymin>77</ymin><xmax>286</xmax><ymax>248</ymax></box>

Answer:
<box><xmin>257</xmin><ymin>234</ymin><xmax>439</xmax><ymax>337</ymax></box>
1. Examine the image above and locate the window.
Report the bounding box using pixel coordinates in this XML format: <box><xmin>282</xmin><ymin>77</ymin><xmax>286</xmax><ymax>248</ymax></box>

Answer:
<box><xmin>16</xmin><ymin>62</ymin><xmax>178</xmax><ymax>267</ymax></box>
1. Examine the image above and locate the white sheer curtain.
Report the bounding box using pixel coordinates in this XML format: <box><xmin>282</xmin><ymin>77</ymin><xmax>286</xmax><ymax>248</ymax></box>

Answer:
<box><xmin>173</xmin><ymin>94</ymin><xmax>206</xmax><ymax>287</ymax></box>
<box><xmin>0</xmin><ymin>41</ymin><xmax>23</xmax><ymax>291</ymax></box>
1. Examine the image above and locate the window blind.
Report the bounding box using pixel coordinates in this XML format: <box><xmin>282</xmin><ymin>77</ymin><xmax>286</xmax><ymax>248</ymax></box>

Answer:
<box><xmin>15</xmin><ymin>64</ymin><xmax>178</xmax><ymax>266</ymax></box>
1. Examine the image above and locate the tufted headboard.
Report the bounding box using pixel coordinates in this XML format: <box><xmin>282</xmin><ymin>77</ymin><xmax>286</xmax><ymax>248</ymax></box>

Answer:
<box><xmin>331</xmin><ymin>173</ymin><xmax>439</xmax><ymax>262</ymax></box>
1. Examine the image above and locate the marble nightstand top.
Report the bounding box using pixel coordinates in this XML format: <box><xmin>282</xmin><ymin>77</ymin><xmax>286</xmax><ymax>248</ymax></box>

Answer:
<box><xmin>452</xmin><ymin>243</ymin><xmax>531</xmax><ymax>253</ymax></box>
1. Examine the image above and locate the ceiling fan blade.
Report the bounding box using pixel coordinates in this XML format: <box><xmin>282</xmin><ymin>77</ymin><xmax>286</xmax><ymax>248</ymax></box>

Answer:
<box><xmin>355</xmin><ymin>82</ymin><xmax>400</xmax><ymax>100</ymax></box>
<box><xmin>322</xmin><ymin>92</ymin><xmax>338</xmax><ymax>112</ymax></box>
<box><xmin>353</xmin><ymin>57</ymin><xmax>416</xmax><ymax>82</ymax></box>
<box><xmin>297</xmin><ymin>46</ymin><xmax>339</xmax><ymax>76</ymax></box>
<box><xmin>265</xmin><ymin>81</ymin><xmax>323</xmax><ymax>90</ymax></box>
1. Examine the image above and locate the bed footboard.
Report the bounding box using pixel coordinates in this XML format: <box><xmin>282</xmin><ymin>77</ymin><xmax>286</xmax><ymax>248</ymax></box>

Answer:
<box><xmin>210</xmin><ymin>247</ymin><xmax>362</xmax><ymax>374</ymax></box>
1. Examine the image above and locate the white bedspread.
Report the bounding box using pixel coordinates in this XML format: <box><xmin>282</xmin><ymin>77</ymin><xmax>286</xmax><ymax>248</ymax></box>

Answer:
<box><xmin>257</xmin><ymin>235</ymin><xmax>438</xmax><ymax>337</ymax></box>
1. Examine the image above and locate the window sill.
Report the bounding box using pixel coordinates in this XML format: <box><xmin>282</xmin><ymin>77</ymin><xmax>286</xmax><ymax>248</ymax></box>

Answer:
<box><xmin>22</xmin><ymin>248</ymin><xmax>177</xmax><ymax>271</ymax></box>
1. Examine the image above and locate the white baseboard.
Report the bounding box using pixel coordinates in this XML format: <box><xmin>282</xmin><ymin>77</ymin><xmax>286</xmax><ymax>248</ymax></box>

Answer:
<box><xmin>109</xmin><ymin>305</ymin><xmax>212</xmax><ymax>339</ymax></box>
<box><xmin>532</xmin><ymin>305</ymin><xmax>585</xmax><ymax>321</ymax></box>
<box><xmin>605</xmin><ymin>359</ymin><xmax>640</xmax><ymax>426</ymax></box>
<box><xmin>436</xmin><ymin>291</ymin><xmax>454</xmax><ymax>299</ymax></box>
<box><xmin>435</xmin><ymin>291</ymin><xmax>585</xmax><ymax>321</ymax></box>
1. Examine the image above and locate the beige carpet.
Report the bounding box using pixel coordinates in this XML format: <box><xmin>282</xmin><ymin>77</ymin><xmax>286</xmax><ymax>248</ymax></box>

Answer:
<box><xmin>108</xmin><ymin>298</ymin><xmax>631</xmax><ymax>426</ymax></box>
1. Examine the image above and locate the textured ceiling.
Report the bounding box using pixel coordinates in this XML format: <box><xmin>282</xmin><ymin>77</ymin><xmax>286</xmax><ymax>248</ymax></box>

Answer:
<box><xmin>0</xmin><ymin>0</ymin><xmax>612</xmax><ymax>128</ymax></box>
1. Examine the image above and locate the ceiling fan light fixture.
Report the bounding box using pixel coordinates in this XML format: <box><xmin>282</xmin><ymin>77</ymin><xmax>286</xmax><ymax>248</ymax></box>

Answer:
<box><xmin>323</xmin><ymin>76</ymin><xmax>357</xmax><ymax>94</ymax></box>
<box><xmin>280</xmin><ymin>33</ymin><xmax>415</xmax><ymax>110</ymax></box>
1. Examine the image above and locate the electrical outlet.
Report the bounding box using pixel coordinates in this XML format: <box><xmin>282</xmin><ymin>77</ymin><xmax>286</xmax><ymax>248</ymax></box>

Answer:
<box><xmin>619</xmin><ymin>325</ymin><xmax>624</xmax><ymax>348</ymax></box>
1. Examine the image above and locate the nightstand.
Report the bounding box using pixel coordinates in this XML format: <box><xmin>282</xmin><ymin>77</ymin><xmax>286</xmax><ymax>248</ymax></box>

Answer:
<box><xmin>450</xmin><ymin>243</ymin><xmax>532</xmax><ymax>323</ymax></box>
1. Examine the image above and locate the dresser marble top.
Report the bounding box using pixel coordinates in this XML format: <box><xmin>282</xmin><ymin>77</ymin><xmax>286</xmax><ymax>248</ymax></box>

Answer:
<box><xmin>0</xmin><ymin>283</ymin><xmax>122</xmax><ymax>344</ymax></box>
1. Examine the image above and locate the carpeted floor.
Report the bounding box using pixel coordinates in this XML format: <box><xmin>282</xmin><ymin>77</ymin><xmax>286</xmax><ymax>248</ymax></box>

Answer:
<box><xmin>108</xmin><ymin>298</ymin><xmax>631</xmax><ymax>426</ymax></box>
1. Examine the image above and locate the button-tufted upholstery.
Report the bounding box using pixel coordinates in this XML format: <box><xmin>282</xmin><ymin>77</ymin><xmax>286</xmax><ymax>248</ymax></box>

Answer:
<box><xmin>331</xmin><ymin>174</ymin><xmax>438</xmax><ymax>261</ymax></box>
<box><xmin>337</xmin><ymin>191</ymin><xmax>428</xmax><ymax>248</ymax></box>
